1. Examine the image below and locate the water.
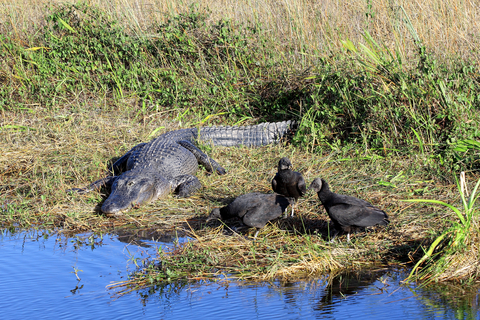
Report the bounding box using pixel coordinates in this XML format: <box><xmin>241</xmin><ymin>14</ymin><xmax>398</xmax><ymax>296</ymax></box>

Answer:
<box><xmin>1</xmin><ymin>229</ymin><xmax>479</xmax><ymax>320</ymax></box>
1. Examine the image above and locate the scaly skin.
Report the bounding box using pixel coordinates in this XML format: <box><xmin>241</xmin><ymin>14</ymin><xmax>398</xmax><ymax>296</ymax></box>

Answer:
<box><xmin>69</xmin><ymin>121</ymin><xmax>295</xmax><ymax>215</ymax></box>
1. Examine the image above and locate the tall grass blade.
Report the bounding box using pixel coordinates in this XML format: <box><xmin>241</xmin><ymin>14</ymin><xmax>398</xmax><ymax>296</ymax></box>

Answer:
<box><xmin>467</xmin><ymin>178</ymin><xmax>480</xmax><ymax>210</ymax></box>
<box><xmin>402</xmin><ymin>199</ymin><xmax>465</xmax><ymax>225</ymax></box>
<box><xmin>58</xmin><ymin>18</ymin><xmax>77</xmax><ymax>33</ymax></box>
<box><xmin>411</xmin><ymin>128</ymin><xmax>424</xmax><ymax>155</ymax></box>
<box><xmin>399</xmin><ymin>6</ymin><xmax>420</xmax><ymax>45</ymax></box>
<box><xmin>405</xmin><ymin>174</ymin><xmax>480</xmax><ymax>284</ymax></box>
<box><xmin>341</xmin><ymin>39</ymin><xmax>357</xmax><ymax>53</ymax></box>
<box><xmin>408</xmin><ymin>232</ymin><xmax>448</xmax><ymax>281</ymax></box>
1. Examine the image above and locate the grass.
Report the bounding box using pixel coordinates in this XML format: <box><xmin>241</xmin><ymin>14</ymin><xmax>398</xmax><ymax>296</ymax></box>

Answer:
<box><xmin>405</xmin><ymin>173</ymin><xmax>480</xmax><ymax>284</ymax></box>
<box><xmin>2</xmin><ymin>1</ymin><xmax>480</xmax><ymax>169</ymax></box>
<box><xmin>0</xmin><ymin>102</ymin><xmax>469</xmax><ymax>290</ymax></box>
<box><xmin>1</xmin><ymin>0</ymin><xmax>480</xmax><ymax>290</ymax></box>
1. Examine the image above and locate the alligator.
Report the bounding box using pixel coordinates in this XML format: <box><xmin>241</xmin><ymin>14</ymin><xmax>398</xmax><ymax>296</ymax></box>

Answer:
<box><xmin>68</xmin><ymin>121</ymin><xmax>296</xmax><ymax>215</ymax></box>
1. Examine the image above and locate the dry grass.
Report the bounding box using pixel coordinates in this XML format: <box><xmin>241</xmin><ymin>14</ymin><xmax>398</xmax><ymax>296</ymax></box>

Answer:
<box><xmin>411</xmin><ymin>214</ymin><xmax>480</xmax><ymax>283</ymax></box>
<box><xmin>2</xmin><ymin>0</ymin><xmax>480</xmax><ymax>66</ymax></box>
<box><xmin>1</xmin><ymin>103</ymin><xmax>472</xmax><ymax>283</ymax></box>
<box><xmin>2</xmin><ymin>0</ymin><xmax>480</xmax><ymax>284</ymax></box>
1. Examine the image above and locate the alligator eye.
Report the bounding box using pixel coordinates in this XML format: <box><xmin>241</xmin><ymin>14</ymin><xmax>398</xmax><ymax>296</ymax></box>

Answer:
<box><xmin>127</xmin><ymin>181</ymin><xmax>135</xmax><ymax>187</ymax></box>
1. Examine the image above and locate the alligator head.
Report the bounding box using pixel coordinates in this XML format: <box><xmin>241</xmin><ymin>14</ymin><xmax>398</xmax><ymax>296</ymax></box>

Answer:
<box><xmin>101</xmin><ymin>169</ymin><xmax>171</xmax><ymax>215</ymax></box>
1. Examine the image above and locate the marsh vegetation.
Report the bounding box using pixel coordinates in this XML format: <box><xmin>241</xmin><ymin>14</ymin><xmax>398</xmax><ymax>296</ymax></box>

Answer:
<box><xmin>1</xmin><ymin>0</ymin><xmax>480</xmax><ymax>289</ymax></box>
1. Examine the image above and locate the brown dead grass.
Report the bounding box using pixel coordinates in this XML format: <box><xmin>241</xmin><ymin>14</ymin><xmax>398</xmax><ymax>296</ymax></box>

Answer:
<box><xmin>418</xmin><ymin>220</ymin><xmax>480</xmax><ymax>283</ymax></box>
<box><xmin>2</xmin><ymin>0</ymin><xmax>480</xmax><ymax>66</ymax></box>
<box><xmin>2</xmin><ymin>101</ymin><xmax>472</xmax><ymax>282</ymax></box>
<box><xmin>1</xmin><ymin>0</ymin><xmax>479</xmax><ymax>286</ymax></box>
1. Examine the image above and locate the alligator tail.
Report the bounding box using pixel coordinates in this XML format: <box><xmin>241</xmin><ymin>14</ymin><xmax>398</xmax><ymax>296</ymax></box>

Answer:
<box><xmin>198</xmin><ymin>120</ymin><xmax>296</xmax><ymax>147</ymax></box>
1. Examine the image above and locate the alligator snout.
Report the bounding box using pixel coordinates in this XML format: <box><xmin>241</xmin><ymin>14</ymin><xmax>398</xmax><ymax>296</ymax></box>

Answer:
<box><xmin>101</xmin><ymin>195</ymin><xmax>134</xmax><ymax>215</ymax></box>
<box><xmin>100</xmin><ymin>170</ymin><xmax>171</xmax><ymax>215</ymax></box>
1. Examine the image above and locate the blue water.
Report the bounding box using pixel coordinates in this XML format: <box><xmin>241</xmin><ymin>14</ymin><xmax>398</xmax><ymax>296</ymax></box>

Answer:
<box><xmin>0</xmin><ymin>229</ymin><xmax>478</xmax><ymax>319</ymax></box>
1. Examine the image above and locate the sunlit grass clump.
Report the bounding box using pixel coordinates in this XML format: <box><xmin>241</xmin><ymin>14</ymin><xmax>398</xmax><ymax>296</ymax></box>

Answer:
<box><xmin>406</xmin><ymin>173</ymin><xmax>480</xmax><ymax>284</ymax></box>
<box><xmin>108</xmin><ymin>225</ymin><xmax>369</xmax><ymax>295</ymax></box>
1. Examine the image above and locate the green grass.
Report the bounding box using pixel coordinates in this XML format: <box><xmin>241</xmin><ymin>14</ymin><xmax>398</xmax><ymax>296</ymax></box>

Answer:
<box><xmin>405</xmin><ymin>173</ymin><xmax>480</xmax><ymax>284</ymax></box>
<box><xmin>1</xmin><ymin>2</ymin><xmax>480</xmax><ymax>289</ymax></box>
<box><xmin>2</xmin><ymin>3</ymin><xmax>480</xmax><ymax>172</ymax></box>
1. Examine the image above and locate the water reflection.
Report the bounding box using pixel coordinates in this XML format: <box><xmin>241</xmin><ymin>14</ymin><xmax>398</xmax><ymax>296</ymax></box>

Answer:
<box><xmin>414</xmin><ymin>283</ymin><xmax>480</xmax><ymax>320</ymax></box>
<box><xmin>1</xmin><ymin>228</ymin><xmax>479</xmax><ymax>320</ymax></box>
<box><xmin>314</xmin><ymin>269</ymin><xmax>389</xmax><ymax>311</ymax></box>
<box><xmin>115</xmin><ymin>227</ymin><xmax>184</xmax><ymax>247</ymax></box>
<box><xmin>131</xmin><ymin>268</ymin><xmax>480</xmax><ymax>319</ymax></box>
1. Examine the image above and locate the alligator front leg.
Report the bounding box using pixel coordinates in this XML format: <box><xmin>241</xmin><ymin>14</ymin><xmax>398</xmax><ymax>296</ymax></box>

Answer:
<box><xmin>109</xmin><ymin>142</ymin><xmax>147</xmax><ymax>174</ymax></box>
<box><xmin>67</xmin><ymin>176</ymin><xmax>117</xmax><ymax>194</ymax></box>
<box><xmin>170</xmin><ymin>174</ymin><xmax>203</xmax><ymax>197</ymax></box>
<box><xmin>68</xmin><ymin>143</ymin><xmax>147</xmax><ymax>196</ymax></box>
<box><xmin>177</xmin><ymin>140</ymin><xmax>226</xmax><ymax>175</ymax></box>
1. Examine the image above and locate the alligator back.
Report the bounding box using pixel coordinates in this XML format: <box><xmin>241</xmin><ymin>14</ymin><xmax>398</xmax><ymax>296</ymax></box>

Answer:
<box><xmin>199</xmin><ymin>120</ymin><xmax>295</xmax><ymax>147</ymax></box>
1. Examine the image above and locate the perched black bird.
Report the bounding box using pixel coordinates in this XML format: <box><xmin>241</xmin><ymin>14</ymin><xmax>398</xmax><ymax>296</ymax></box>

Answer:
<box><xmin>271</xmin><ymin>157</ymin><xmax>307</xmax><ymax>217</ymax></box>
<box><xmin>207</xmin><ymin>193</ymin><xmax>293</xmax><ymax>239</ymax></box>
<box><xmin>309</xmin><ymin>178</ymin><xmax>389</xmax><ymax>241</ymax></box>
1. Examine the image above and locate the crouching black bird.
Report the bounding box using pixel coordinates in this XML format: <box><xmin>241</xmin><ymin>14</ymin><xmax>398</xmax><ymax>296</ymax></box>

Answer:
<box><xmin>207</xmin><ymin>193</ymin><xmax>293</xmax><ymax>239</ymax></box>
<box><xmin>272</xmin><ymin>157</ymin><xmax>307</xmax><ymax>217</ymax></box>
<box><xmin>309</xmin><ymin>178</ymin><xmax>389</xmax><ymax>242</ymax></box>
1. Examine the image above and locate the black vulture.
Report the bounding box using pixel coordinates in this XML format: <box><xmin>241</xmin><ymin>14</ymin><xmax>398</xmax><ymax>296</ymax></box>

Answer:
<box><xmin>309</xmin><ymin>178</ymin><xmax>389</xmax><ymax>241</ymax></box>
<box><xmin>207</xmin><ymin>193</ymin><xmax>293</xmax><ymax>239</ymax></box>
<box><xmin>271</xmin><ymin>157</ymin><xmax>307</xmax><ymax>217</ymax></box>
